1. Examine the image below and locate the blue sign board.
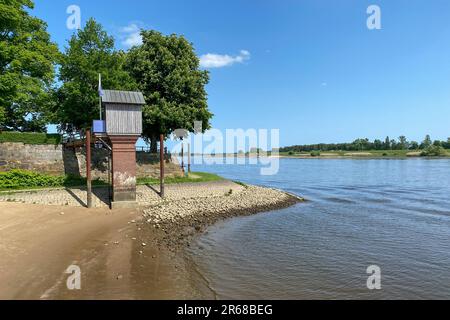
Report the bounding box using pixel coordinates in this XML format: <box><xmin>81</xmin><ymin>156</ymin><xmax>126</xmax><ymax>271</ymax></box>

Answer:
<box><xmin>92</xmin><ymin>120</ymin><xmax>105</xmax><ymax>133</ymax></box>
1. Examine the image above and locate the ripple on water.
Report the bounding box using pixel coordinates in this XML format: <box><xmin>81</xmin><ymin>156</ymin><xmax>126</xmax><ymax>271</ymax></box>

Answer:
<box><xmin>189</xmin><ymin>159</ymin><xmax>450</xmax><ymax>299</ymax></box>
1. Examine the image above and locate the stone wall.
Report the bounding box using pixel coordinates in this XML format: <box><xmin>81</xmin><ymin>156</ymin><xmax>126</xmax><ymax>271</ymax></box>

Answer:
<box><xmin>0</xmin><ymin>142</ymin><xmax>64</xmax><ymax>174</ymax></box>
<box><xmin>0</xmin><ymin>142</ymin><xmax>183</xmax><ymax>179</ymax></box>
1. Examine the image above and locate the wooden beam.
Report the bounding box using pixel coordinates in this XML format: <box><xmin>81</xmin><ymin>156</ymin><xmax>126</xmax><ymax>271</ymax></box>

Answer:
<box><xmin>160</xmin><ymin>134</ymin><xmax>165</xmax><ymax>198</ymax></box>
<box><xmin>86</xmin><ymin>128</ymin><xmax>92</xmax><ymax>208</ymax></box>
<box><xmin>64</xmin><ymin>140</ymin><xmax>85</xmax><ymax>148</ymax></box>
<box><xmin>181</xmin><ymin>142</ymin><xmax>184</xmax><ymax>171</ymax></box>
<box><xmin>188</xmin><ymin>143</ymin><xmax>191</xmax><ymax>174</ymax></box>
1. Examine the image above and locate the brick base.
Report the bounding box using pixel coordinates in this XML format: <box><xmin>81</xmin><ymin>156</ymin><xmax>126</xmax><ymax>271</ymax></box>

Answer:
<box><xmin>109</xmin><ymin>135</ymin><xmax>139</xmax><ymax>202</ymax></box>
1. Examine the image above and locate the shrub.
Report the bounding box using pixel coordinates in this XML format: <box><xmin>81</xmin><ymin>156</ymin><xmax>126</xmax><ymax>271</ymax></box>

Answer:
<box><xmin>0</xmin><ymin>132</ymin><xmax>61</xmax><ymax>145</ymax></box>
<box><xmin>0</xmin><ymin>170</ymin><xmax>106</xmax><ymax>190</ymax></box>
<box><xmin>420</xmin><ymin>145</ymin><xmax>447</xmax><ymax>157</ymax></box>
<box><xmin>310</xmin><ymin>151</ymin><xmax>321</xmax><ymax>157</ymax></box>
<box><xmin>0</xmin><ymin>170</ymin><xmax>63</xmax><ymax>189</ymax></box>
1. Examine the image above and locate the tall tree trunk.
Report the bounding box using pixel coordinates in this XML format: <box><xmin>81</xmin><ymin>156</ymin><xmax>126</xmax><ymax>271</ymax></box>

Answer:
<box><xmin>150</xmin><ymin>134</ymin><xmax>157</xmax><ymax>154</ymax></box>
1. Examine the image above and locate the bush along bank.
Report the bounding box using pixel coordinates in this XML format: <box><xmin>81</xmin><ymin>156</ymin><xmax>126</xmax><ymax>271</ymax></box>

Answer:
<box><xmin>0</xmin><ymin>170</ymin><xmax>106</xmax><ymax>191</ymax></box>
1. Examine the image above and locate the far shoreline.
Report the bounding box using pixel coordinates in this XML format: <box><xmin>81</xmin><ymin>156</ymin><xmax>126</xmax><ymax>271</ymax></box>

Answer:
<box><xmin>191</xmin><ymin>152</ymin><xmax>450</xmax><ymax>160</ymax></box>
<box><xmin>276</xmin><ymin>155</ymin><xmax>450</xmax><ymax>160</ymax></box>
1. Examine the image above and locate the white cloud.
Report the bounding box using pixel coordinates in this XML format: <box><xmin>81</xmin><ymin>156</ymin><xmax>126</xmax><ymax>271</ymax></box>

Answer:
<box><xmin>120</xmin><ymin>24</ymin><xmax>139</xmax><ymax>34</ymax></box>
<box><xmin>119</xmin><ymin>23</ymin><xmax>143</xmax><ymax>48</ymax></box>
<box><xmin>199</xmin><ymin>50</ymin><xmax>251</xmax><ymax>68</ymax></box>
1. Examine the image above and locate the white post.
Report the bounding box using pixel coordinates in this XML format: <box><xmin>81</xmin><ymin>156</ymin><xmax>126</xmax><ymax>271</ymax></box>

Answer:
<box><xmin>99</xmin><ymin>73</ymin><xmax>102</xmax><ymax>120</ymax></box>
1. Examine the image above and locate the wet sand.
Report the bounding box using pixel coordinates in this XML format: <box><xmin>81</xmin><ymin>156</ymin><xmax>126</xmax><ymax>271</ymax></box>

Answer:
<box><xmin>0</xmin><ymin>182</ymin><xmax>302</xmax><ymax>300</ymax></box>
<box><xmin>0</xmin><ymin>203</ymin><xmax>212</xmax><ymax>299</ymax></box>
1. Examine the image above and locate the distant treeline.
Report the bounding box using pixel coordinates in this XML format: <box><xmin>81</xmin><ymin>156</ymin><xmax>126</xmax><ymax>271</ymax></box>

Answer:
<box><xmin>280</xmin><ymin>135</ymin><xmax>450</xmax><ymax>153</ymax></box>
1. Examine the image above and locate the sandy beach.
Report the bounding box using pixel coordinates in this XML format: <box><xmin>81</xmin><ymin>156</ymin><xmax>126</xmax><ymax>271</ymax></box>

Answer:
<box><xmin>0</xmin><ymin>181</ymin><xmax>302</xmax><ymax>300</ymax></box>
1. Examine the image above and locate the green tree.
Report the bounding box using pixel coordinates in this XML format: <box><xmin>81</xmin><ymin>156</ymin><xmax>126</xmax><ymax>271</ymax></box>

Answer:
<box><xmin>384</xmin><ymin>136</ymin><xmax>391</xmax><ymax>150</ymax></box>
<box><xmin>444</xmin><ymin>138</ymin><xmax>450</xmax><ymax>149</ymax></box>
<box><xmin>126</xmin><ymin>30</ymin><xmax>213</xmax><ymax>152</ymax></box>
<box><xmin>373</xmin><ymin>139</ymin><xmax>383</xmax><ymax>150</ymax></box>
<box><xmin>433</xmin><ymin>140</ymin><xmax>442</xmax><ymax>147</ymax></box>
<box><xmin>56</xmin><ymin>19</ymin><xmax>136</xmax><ymax>132</ymax></box>
<box><xmin>0</xmin><ymin>0</ymin><xmax>59</xmax><ymax>132</ymax></box>
<box><xmin>421</xmin><ymin>134</ymin><xmax>432</xmax><ymax>149</ymax></box>
<box><xmin>0</xmin><ymin>106</ymin><xmax>5</xmax><ymax>129</ymax></box>
<box><xmin>390</xmin><ymin>139</ymin><xmax>397</xmax><ymax>150</ymax></box>
<box><xmin>409</xmin><ymin>141</ymin><xmax>419</xmax><ymax>150</ymax></box>
<box><xmin>398</xmin><ymin>136</ymin><xmax>408</xmax><ymax>150</ymax></box>
<box><xmin>352</xmin><ymin>138</ymin><xmax>369</xmax><ymax>151</ymax></box>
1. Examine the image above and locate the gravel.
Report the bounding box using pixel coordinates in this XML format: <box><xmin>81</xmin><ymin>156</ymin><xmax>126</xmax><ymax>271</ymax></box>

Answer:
<box><xmin>0</xmin><ymin>181</ymin><xmax>244</xmax><ymax>208</ymax></box>
<box><xmin>142</xmin><ymin>185</ymin><xmax>304</xmax><ymax>250</ymax></box>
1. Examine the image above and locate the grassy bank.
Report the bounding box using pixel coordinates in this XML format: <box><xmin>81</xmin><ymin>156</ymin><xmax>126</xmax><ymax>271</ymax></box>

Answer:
<box><xmin>137</xmin><ymin>172</ymin><xmax>223</xmax><ymax>185</ymax></box>
<box><xmin>0</xmin><ymin>132</ymin><xmax>61</xmax><ymax>145</ymax></box>
<box><xmin>280</xmin><ymin>149</ymin><xmax>450</xmax><ymax>158</ymax></box>
<box><xmin>0</xmin><ymin>170</ymin><xmax>223</xmax><ymax>192</ymax></box>
<box><xmin>0</xmin><ymin>170</ymin><xmax>107</xmax><ymax>191</ymax></box>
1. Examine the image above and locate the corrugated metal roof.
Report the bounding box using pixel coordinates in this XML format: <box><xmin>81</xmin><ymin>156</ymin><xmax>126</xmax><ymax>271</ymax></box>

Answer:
<box><xmin>102</xmin><ymin>90</ymin><xmax>146</xmax><ymax>105</ymax></box>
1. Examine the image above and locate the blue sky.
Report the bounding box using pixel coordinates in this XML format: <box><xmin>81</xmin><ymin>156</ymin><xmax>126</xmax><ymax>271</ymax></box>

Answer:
<box><xmin>35</xmin><ymin>0</ymin><xmax>450</xmax><ymax>147</ymax></box>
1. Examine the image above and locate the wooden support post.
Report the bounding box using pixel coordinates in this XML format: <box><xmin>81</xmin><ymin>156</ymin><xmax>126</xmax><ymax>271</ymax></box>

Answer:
<box><xmin>160</xmin><ymin>134</ymin><xmax>165</xmax><ymax>198</ymax></box>
<box><xmin>188</xmin><ymin>143</ymin><xmax>191</xmax><ymax>174</ymax></box>
<box><xmin>181</xmin><ymin>142</ymin><xmax>184</xmax><ymax>172</ymax></box>
<box><xmin>86</xmin><ymin>128</ymin><xmax>92</xmax><ymax>208</ymax></box>
<box><xmin>108</xmin><ymin>150</ymin><xmax>112</xmax><ymax>203</ymax></box>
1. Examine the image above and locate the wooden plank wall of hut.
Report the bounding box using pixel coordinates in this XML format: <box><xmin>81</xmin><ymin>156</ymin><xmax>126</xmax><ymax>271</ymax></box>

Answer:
<box><xmin>105</xmin><ymin>104</ymin><xmax>142</xmax><ymax>135</ymax></box>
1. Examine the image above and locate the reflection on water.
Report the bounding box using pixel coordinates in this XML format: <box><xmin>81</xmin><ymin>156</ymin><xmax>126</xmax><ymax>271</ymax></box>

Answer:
<box><xmin>188</xmin><ymin>159</ymin><xmax>450</xmax><ymax>299</ymax></box>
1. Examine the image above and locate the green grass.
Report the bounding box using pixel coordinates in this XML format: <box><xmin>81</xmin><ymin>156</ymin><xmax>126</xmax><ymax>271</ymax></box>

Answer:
<box><xmin>137</xmin><ymin>171</ymin><xmax>223</xmax><ymax>185</ymax></box>
<box><xmin>0</xmin><ymin>170</ymin><xmax>224</xmax><ymax>192</ymax></box>
<box><xmin>233</xmin><ymin>180</ymin><xmax>249</xmax><ymax>189</ymax></box>
<box><xmin>0</xmin><ymin>132</ymin><xmax>61</xmax><ymax>145</ymax></box>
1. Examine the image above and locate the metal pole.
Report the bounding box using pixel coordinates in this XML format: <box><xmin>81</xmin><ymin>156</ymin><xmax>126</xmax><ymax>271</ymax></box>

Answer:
<box><xmin>86</xmin><ymin>128</ymin><xmax>92</xmax><ymax>208</ymax></box>
<box><xmin>99</xmin><ymin>74</ymin><xmax>102</xmax><ymax>120</ymax></box>
<box><xmin>188</xmin><ymin>143</ymin><xmax>191</xmax><ymax>174</ymax></box>
<box><xmin>160</xmin><ymin>134</ymin><xmax>165</xmax><ymax>198</ymax></box>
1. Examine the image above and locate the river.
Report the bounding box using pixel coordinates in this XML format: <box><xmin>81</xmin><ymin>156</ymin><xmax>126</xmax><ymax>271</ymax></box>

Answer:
<box><xmin>188</xmin><ymin>158</ymin><xmax>450</xmax><ymax>299</ymax></box>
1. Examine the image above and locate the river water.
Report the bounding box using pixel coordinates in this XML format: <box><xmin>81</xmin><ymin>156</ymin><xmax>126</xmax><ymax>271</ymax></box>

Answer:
<box><xmin>188</xmin><ymin>158</ymin><xmax>450</xmax><ymax>299</ymax></box>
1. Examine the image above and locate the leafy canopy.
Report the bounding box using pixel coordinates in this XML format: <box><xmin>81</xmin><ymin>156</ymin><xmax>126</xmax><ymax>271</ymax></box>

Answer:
<box><xmin>0</xmin><ymin>106</ymin><xmax>5</xmax><ymax>127</ymax></box>
<box><xmin>56</xmin><ymin>18</ymin><xmax>136</xmax><ymax>132</ymax></box>
<box><xmin>0</xmin><ymin>0</ymin><xmax>59</xmax><ymax>132</ymax></box>
<box><xmin>126</xmin><ymin>30</ymin><xmax>213</xmax><ymax>143</ymax></box>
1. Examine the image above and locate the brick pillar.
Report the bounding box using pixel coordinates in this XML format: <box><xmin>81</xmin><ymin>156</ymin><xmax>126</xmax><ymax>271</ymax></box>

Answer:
<box><xmin>109</xmin><ymin>135</ymin><xmax>139</xmax><ymax>206</ymax></box>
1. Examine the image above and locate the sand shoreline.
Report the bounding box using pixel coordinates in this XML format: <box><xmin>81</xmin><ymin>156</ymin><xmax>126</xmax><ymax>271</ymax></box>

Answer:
<box><xmin>0</xmin><ymin>181</ymin><xmax>303</xmax><ymax>300</ymax></box>
<box><xmin>0</xmin><ymin>180</ymin><xmax>303</xmax><ymax>300</ymax></box>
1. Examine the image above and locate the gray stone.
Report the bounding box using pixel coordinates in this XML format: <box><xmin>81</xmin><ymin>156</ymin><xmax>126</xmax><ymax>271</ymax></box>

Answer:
<box><xmin>111</xmin><ymin>201</ymin><xmax>139</xmax><ymax>209</ymax></box>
